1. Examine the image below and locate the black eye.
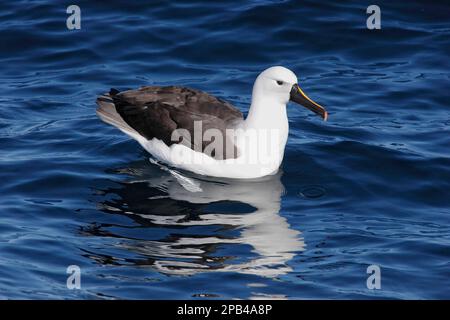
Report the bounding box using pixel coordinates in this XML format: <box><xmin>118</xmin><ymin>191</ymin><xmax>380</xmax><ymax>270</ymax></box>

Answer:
<box><xmin>276</xmin><ymin>80</ymin><xmax>284</xmax><ymax>85</ymax></box>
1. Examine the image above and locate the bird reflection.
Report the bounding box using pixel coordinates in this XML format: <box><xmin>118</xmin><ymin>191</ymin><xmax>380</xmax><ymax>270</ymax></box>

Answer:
<box><xmin>87</xmin><ymin>159</ymin><xmax>305</xmax><ymax>277</ymax></box>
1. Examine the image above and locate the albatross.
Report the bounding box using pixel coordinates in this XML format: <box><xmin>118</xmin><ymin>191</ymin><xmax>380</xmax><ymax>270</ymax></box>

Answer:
<box><xmin>96</xmin><ymin>66</ymin><xmax>327</xmax><ymax>179</ymax></box>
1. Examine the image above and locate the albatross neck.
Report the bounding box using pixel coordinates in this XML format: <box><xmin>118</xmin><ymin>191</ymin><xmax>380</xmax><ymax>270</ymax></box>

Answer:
<box><xmin>244</xmin><ymin>95</ymin><xmax>289</xmax><ymax>132</ymax></box>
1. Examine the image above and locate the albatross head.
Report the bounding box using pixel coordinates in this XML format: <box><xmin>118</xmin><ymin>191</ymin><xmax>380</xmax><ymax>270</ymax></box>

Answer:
<box><xmin>252</xmin><ymin>66</ymin><xmax>328</xmax><ymax>121</ymax></box>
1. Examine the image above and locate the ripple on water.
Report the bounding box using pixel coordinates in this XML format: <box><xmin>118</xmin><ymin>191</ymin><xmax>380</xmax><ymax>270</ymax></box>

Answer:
<box><xmin>299</xmin><ymin>186</ymin><xmax>327</xmax><ymax>199</ymax></box>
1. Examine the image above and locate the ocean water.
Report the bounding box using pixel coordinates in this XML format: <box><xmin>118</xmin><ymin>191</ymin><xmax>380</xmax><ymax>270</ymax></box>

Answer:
<box><xmin>0</xmin><ymin>0</ymin><xmax>449</xmax><ymax>299</ymax></box>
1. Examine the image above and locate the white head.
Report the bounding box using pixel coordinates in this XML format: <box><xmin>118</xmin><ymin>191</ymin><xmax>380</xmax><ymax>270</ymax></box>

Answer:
<box><xmin>252</xmin><ymin>66</ymin><xmax>298</xmax><ymax>105</ymax></box>
<box><xmin>251</xmin><ymin>66</ymin><xmax>327</xmax><ymax>120</ymax></box>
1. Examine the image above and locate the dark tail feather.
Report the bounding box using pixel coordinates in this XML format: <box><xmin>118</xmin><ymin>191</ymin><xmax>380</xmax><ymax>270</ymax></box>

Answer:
<box><xmin>96</xmin><ymin>92</ymin><xmax>139</xmax><ymax>138</ymax></box>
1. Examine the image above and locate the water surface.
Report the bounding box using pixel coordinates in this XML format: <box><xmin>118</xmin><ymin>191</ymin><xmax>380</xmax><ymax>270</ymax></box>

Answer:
<box><xmin>0</xmin><ymin>0</ymin><xmax>449</xmax><ymax>299</ymax></box>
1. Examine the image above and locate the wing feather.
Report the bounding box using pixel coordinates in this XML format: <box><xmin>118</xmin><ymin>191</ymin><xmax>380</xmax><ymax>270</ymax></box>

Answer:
<box><xmin>97</xmin><ymin>86</ymin><xmax>244</xmax><ymax>159</ymax></box>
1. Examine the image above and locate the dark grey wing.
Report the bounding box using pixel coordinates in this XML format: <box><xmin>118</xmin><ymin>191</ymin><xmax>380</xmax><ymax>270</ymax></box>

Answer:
<box><xmin>108</xmin><ymin>86</ymin><xmax>244</xmax><ymax>159</ymax></box>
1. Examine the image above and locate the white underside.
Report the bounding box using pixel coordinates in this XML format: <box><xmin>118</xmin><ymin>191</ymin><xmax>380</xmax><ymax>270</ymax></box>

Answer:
<box><xmin>131</xmin><ymin>132</ymin><xmax>286</xmax><ymax>179</ymax></box>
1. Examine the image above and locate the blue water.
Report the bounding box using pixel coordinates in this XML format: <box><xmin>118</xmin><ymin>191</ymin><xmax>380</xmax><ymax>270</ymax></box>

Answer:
<box><xmin>1</xmin><ymin>0</ymin><xmax>449</xmax><ymax>299</ymax></box>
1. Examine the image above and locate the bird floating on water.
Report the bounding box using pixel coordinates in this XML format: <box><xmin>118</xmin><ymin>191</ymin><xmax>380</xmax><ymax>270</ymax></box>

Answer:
<box><xmin>97</xmin><ymin>66</ymin><xmax>327</xmax><ymax>179</ymax></box>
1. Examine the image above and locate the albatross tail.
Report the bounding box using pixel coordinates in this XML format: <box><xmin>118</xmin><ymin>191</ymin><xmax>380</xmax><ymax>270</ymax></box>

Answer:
<box><xmin>96</xmin><ymin>90</ymin><xmax>139</xmax><ymax>138</ymax></box>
